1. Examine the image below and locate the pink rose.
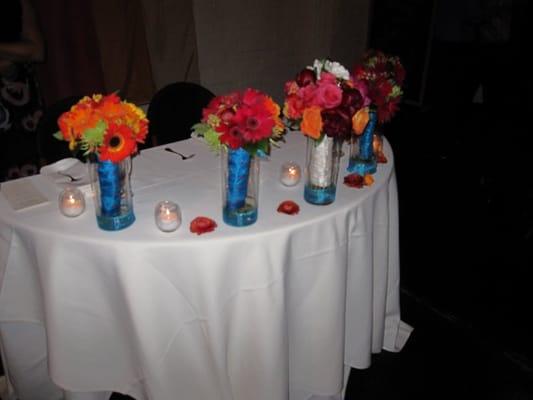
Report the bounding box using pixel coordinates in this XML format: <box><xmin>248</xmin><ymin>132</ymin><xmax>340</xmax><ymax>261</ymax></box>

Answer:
<box><xmin>318</xmin><ymin>71</ymin><xmax>337</xmax><ymax>84</ymax></box>
<box><xmin>298</xmin><ymin>84</ymin><xmax>317</xmax><ymax>108</ymax></box>
<box><xmin>313</xmin><ymin>82</ymin><xmax>342</xmax><ymax>109</ymax></box>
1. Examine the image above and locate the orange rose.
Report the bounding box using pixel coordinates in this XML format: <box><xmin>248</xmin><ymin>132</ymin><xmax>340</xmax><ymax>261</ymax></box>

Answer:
<box><xmin>352</xmin><ymin>107</ymin><xmax>369</xmax><ymax>135</ymax></box>
<box><xmin>300</xmin><ymin>106</ymin><xmax>323</xmax><ymax>139</ymax></box>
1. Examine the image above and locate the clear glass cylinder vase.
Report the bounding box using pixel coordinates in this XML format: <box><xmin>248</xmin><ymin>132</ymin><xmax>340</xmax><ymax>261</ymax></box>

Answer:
<box><xmin>304</xmin><ymin>135</ymin><xmax>343</xmax><ymax>205</ymax></box>
<box><xmin>221</xmin><ymin>147</ymin><xmax>259</xmax><ymax>227</ymax></box>
<box><xmin>347</xmin><ymin>108</ymin><xmax>378</xmax><ymax>175</ymax></box>
<box><xmin>89</xmin><ymin>156</ymin><xmax>135</xmax><ymax>231</ymax></box>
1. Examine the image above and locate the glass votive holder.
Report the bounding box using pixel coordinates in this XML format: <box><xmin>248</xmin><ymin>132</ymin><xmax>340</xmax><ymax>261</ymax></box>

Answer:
<box><xmin>58</xmin><ymin>186</ymin><xmax>85</xmax><ymax>217</ymax></box>
<box><xmin>155</xmin><ymin>200</ymin><xmax>181</xmax><ymax>232</ymax></box>
<box><xmin>280</xmin><ymin>161</ymin><xmax>301</xmax><ymax>187</ymax></box>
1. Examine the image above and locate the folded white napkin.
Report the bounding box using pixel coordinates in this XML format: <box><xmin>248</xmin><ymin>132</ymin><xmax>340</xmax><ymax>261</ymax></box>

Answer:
<box><xmin>40</xmin><ymin>158</ymin><xmax>92</xmax><ymax>193</ymax></box>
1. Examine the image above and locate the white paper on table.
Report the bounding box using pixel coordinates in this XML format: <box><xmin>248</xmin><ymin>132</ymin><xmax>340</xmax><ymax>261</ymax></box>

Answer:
<box><xmin>40</xmin><ymin>158</ymin><xmax>92</xmax><ymax>194</ymax></box>
<box><xmin>0</xmin><ymin>179</ymin><xmax>49</xmax><ymax>211</ymax></box>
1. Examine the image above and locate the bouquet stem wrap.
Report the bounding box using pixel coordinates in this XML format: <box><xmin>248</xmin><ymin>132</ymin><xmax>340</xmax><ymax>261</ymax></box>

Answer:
<box><xmin>98</xmin><ymin>160</ymin><xmax>121</xmax><ymax>216</ymax></box>
<box><xmin>222</xmin><ymin>147</ymin><xmax>259</xmax><ymax>227</ymax></box>
<box><xmin>226</xmin><ymin>148</ymin><xmax>251</xmax><ymax>211</ymax></box>
<box><xmin>347</xmin><ymin>109</ymin><xmax>377</xmax><ymax>175</ymax></box>
<box><xmin>359</xmin><ymin>109</ymin><xmax>377</xmax><ymax>161</ymax></box>
<box><xmin>91</xmin><ymin>157</ymin><xmax>135</xmax><ymax>231</ymax></box>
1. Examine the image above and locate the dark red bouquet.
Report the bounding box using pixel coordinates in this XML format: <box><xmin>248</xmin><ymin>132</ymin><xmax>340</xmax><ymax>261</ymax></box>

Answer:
<box><xmin>352</xmin><ymin>50</ymin><xmax>405</xmax><ymax>124</ymax></box>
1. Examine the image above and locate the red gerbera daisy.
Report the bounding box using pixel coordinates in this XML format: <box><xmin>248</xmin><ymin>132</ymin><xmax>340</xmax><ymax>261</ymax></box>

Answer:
<box><xmin>233</xmin><ymin>103</ymin><xmax>275</xmax><ymax>143</ymax></box>
<box><xmin>98</xmin><ymin>123</ymin><xmax>137</xmax><ymax>163</ymax></box>
<box><xmin>219</xmin><ymin>124</ymin><xmax>245</xmax><ymax>149</ymax></box>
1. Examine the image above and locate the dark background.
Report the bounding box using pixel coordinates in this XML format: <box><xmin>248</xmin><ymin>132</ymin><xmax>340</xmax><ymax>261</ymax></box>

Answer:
<box><xmin>351</xmin><ymin>0</ymin><xmax>533</xmax><ymax>397</ymax></box>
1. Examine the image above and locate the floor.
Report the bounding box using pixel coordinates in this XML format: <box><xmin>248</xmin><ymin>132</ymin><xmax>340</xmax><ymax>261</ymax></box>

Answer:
<box><xmin>342</xmin><ymin>102</ymin><xmax>533</xmax><ymax>400</ymax></box>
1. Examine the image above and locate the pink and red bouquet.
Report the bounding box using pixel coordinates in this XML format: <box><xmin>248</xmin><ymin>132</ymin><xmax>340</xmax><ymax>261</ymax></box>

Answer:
<box><xmin>283</xmin><ymin>59</ymin><xmax>370</xmax><ymax>141</ymax></box>
<box><xmin>352</xmin><ymin>50</ymin><xmax>405</xmax><ymax>124</ymax></box>
<box><xmin>192</xmin><ymin>88</ymin><xmax>284</xmax><ymax>156</ymax></box>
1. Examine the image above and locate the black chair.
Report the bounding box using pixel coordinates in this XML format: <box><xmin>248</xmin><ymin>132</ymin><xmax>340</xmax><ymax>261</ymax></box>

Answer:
<box><xmin>146</xmin><ymin>82</ymin><xmax>215</xmax><ymax>147</ymax></box>
<box><xmin>36</xmin><ymin>95</ymin><xmax>84</xmax><ymax>165</ymax></box>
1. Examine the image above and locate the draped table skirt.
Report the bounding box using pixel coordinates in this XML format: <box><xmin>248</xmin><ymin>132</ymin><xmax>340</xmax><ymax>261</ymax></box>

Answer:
<box><xmin>0</xmin><ymin>133</ymin><xmax>411</xmax><ymax>400</ymax></box>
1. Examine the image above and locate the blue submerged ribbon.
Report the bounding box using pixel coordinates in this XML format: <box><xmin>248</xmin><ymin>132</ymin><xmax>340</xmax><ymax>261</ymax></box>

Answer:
<box><xmin>227</xmin><ymin>148</ymin><xmax>251</xmax><ymax>211</ymax></box>
<box><xmin>359</xmin><ymin>109</ymin><xmax>377</xmax><ymax>160</ymax></box>
<box><xmin>97</xmin><ymin>160</ymin><xmax>121</xmax><ymax>216</ymax></box>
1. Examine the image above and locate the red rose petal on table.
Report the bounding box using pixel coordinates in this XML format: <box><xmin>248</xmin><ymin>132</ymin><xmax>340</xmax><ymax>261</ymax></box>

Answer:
<box><xmin>377</xmin><ymin>152</ymin><xmax>388</xmax><ymax>164</ymax></box>
<box><xmin>343</xmin><ymin>173</ymin><xmax>364</xmax><ymax>188</ymax></box>
<box><xmin>277</xmin><ymin>200</ymin><xmax>300</xmax><ymax>215</ymax></box>
<box><xmin>190</xmin><ymin>216</ymin><xmax>217</xmax><ymax>235</ymax></box>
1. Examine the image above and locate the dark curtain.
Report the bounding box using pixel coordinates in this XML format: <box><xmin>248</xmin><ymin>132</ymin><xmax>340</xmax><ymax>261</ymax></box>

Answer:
<box><xmin>33</xmin><ymin>0</ymin><xmax>154</xmax><ymax>106</ymax></box>
<box><xmin>33</xmin><ymin>0</ymin><xmax>106</xmax><ymax>106</ymax></box>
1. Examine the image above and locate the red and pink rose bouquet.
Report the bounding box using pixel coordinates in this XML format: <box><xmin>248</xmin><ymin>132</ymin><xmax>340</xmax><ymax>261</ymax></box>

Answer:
<box><xmin>283</xmin><ymin>59</ymin><xmax>369</xmax><ymax>141</ymax></box>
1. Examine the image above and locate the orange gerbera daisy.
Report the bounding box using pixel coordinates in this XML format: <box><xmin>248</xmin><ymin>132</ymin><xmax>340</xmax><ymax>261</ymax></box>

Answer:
<box><xmin>98</xmin><ymin>123</ymin><xmax>137</xmax><ymax>163</ymax></box>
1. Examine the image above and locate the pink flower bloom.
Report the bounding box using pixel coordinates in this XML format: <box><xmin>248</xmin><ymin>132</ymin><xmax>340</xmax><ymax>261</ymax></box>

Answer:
<box><xmin>351</xmin><ymin>79</ymin><xmax>371</xmax><ymax>107</ymax></box>
<box><xmin>298</xmin><ymin>83</ymin><xmax>318</xmax><ymax>108</ymax></box>
<box><xmin>284</xmin><ymin>94</ymin><xmax>305</xmax><ymax>119</ymax></box>
<box><xmin>284</xmin><ymin>80</ymin><xmax>299</xmax><ymax>96</ymax></box>
<box><xmin>241</xmin><ymin>88</ymin><xmax>263</xmax><ymax>107</ymax></box>
<box><xmin>318</xmin><ymin>71</ymin><xmax>337</xmax><ymax>84</ymax></box>
<box><xmin>313</xmin><ymin>82</ymin><xmax>342</xmax><ymax>109</ymax></box>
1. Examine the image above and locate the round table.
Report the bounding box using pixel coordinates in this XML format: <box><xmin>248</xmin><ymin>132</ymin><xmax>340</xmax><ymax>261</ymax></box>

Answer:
<box><xmin>0</xmin><ymin>132</ymin><xmax>411</xmax><ymax>400</ymax></box>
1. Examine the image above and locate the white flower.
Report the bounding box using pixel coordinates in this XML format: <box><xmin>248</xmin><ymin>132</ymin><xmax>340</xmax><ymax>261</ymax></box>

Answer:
<box><xmin>311</xmin><ymin>59</ymin><xmax>325</xmax><ymax>77</ymax></box>
<box><xmin>324</xmin><ymin>60</ymin><xmax>350</xmax><ymax>81</ymax></box>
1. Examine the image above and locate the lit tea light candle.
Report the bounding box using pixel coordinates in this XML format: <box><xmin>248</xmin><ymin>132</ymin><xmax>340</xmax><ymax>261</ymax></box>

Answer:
<box><xmin>155</xmin><ymin>200</ymin><xmax>181</xmax><ymax>232</ymax></box>
<box><xmin>58</xmin><ymin>186</ymin><xmax>85</xmax><ymax>217</ymax></box>
<box><xmin>280</xmin><ymin>161</ymin><xmax>301</xmax><ymax>187</ymax></box>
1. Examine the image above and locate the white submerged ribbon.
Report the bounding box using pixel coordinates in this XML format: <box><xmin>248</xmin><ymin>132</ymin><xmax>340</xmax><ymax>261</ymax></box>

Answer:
<box><xmin>309</xmin><ymin>136</ymin><xmax>334</xmax><ymax>187</ymax></box>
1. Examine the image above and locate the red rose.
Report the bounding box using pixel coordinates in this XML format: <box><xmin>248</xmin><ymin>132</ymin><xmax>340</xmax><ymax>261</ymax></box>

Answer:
<box><xmin>190</xmin><ymin>217</ymin><xmax>218</xmax><ymax>235</ymax></box>
<box><xmin>321</xmin><ymin>107</ymin><xmax>351</xmax><ymax>139</ymax></box>
<box><xmin>277</xmin><ymin>200</ymin><xmax>300</xmax><ymax>215</ymax></box>
<box><xmin>343</xmin><ymin>173</ymin><xmax>364</xmax><ymax>188</ymax></box>
<box><xmin>341</xmin><ymin>87</ymin><xmax>364</xmax><ymax>115</ymax></box>
<box><xmin>295</xmin><ymin>68</ymin><xmax>316</xmax><ymax>87</ymax></box>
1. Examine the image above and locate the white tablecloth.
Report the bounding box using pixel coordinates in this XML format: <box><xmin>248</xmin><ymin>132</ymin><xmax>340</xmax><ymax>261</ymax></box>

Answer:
<box><xmin>0</xmin><ymin>132</ymin><xmax>411</xmax><ymax>400</ymax></box>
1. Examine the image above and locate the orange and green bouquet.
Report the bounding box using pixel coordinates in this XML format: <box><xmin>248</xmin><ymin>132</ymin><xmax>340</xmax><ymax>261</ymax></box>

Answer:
<box><xmin>283</xmin><ymin>58</ymin><xmax>370</xmax><ymax>142</ymax></box>
<box><xmin>54</xmin><ymin>93</ymin><xmax>148</xmax><ymax>163</ymax></box>
<box><xmin>192</xmin><ymin>88</ymin><xmax>284</xmax><ymax>157</ymax></box>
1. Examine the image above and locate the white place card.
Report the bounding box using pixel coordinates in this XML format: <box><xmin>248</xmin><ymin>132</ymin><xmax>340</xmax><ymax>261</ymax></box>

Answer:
<box><xmin>0</xmin><ymin>179</ymin><xmax>49</xmax><ymax>211</ymax></box>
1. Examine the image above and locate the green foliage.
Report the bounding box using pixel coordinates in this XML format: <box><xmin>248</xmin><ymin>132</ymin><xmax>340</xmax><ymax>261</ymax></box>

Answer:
<box><xmin>82</xmin><ymin>120</ymin><xmax>106</xmax><ymax>148</ymax></box>
<box><xmin>53</xmin><ymin>131</ymin><xmax>64</xmax><ymax>141</ymax></box>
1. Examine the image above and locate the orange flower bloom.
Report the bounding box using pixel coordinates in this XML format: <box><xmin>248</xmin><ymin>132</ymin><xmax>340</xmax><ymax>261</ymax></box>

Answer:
<box><xmin>363</xmin><ymin>174</ymin><xmax>374</xmax><ymax>186</ymax></box>
<box><xmin>300</xmin><ymin>106</ymin><xmax>323</xmax><ymax>139</ymax></box>
<box><xmin>352</xmin><ymin>107</ymin><xmax>369</xmax><ymax>135</ymax></box>
<box><xmin>98</xmin><ymin>124</ymin><xmax>137</xmax><ymax>163</ymax></box>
